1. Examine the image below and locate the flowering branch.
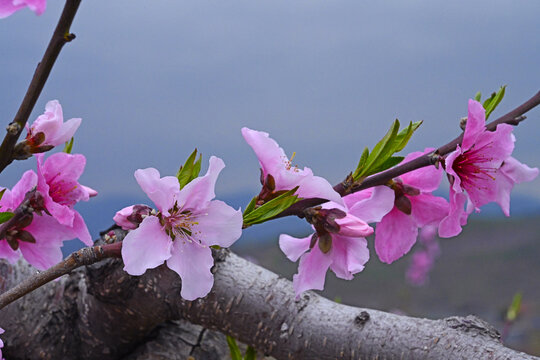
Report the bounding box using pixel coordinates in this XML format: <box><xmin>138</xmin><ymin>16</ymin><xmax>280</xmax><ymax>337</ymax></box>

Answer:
<box><xmin>277</xmin><ymin>90</ymin><xmax>540</xmax><ymax>218</ymax></box>
<box><xmin>0</xmin><ymin>0</ymin><xmax>81</xmax><ymax>173</ymax></box>
<box><xmin>0</xmin><ymin>241</ymin><xmax>121</xmax><ymax>310</ymax></box>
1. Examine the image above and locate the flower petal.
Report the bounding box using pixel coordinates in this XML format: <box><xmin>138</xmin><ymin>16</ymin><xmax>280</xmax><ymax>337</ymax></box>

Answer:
<box><xmin>400</xmin><ymin>148</ymin><xmax>442</xmax><ymax>192</ymax></box>
<box><xmin>72</xmin><ymin>210</ymin><xmax>93</xmax><ymax>246</ymax></box>
<box><xmin>329</xmin><ymin>235</ymin><xmax>369</xmax><ymax>280</ymax></box>
<box><xmin>462</xmin><ymin>99</ymin><xmax>486</xmax><ymax>150</ymax></box>
<box><xmin>241</xmin><ymin>127</ymin><xmax>287</xmax><ymax>178</ymax></box>
<box><xmin>166</xmin><ymin>241</ymin><xmax>214</xmax><ymax>300</ymax></box>
<box><xmin>10</xmin><ymin>170</ymin><xmax>38</xmax><ymax>209</ymax></box>
<box><xmin>375</xmin><ymin>207</ymin><xmax>418</xmax><ymax>264</ymax></box>
<box><xmin>292</xmin><ymin>247</ymin><xmax>332</xmax><ymax>297</ymax></box>
<box><xmin>0</xmin><ymin>240</ymin><xmax>20</xmax><ymax>264</ymax></box>
<box><xmin>121</xmin><ymin>216</ymin><xmax>172</xmax><ymax>276</ymax></box>
<box><xmin>134</xmin><ymin>168</ymin><xmax>179</xmax><ymax>214</ymax></box>
<box><xmin>438</xmin><ymin>189</ymin><xmax>468</xmax><ymax>238</ymax></box>
<box><xmin>176</xmin><ymin>156</ymin><xmax>224</xmax><ymax>211</ymax></box>
<box><xmin>347</xmin><ymin>186</ymin><xmax>395</xmax><ymax>223</ymax></box>
<box><xmin>279</xmin><ymin>233</ymin><xmax>312</xmax><ymax>262</ymax></box>
<box><xmin>410</xmin><ymin>193</ymin><xmax>449</xmax><ymax>228</ymax></box>
<box><xmin>191</xmin><ymin>200</ymin><xmax>242</xmax><ymax>247</ymax></box>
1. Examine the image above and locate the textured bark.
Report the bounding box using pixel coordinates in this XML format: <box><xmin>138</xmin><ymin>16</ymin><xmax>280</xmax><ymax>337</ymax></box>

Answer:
<box><xmin>0</xmin><ymin>230</ymin><xmax>538</xmax><ymax>360</ymax></box>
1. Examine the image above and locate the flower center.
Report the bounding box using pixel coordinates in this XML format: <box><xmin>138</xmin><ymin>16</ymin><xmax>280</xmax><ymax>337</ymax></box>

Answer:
<box><xmin>283</xmin><ymin>152</ymin><xmax>300</xmax><ymax>172</ymax></box>
<box><xmin>453</xmin><ymin>146</ymin><xmax>496</xmax><ymax>186</ymax></box>
<box><xmin>161</xmin><ymin>204</ymin><xmax>200</xmax><ymax>243</ymax></box>
<box><xmin>48</xmin><ymin>178</ymin><xmax>78</xmax><ymax>206</ymax></box>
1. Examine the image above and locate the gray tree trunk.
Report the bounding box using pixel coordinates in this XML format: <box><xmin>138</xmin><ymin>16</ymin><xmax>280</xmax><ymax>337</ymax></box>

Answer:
<box><xmin>0</xmin><ymin>230</ymin><xmax>537</xmax><ymax>359</ymax></box>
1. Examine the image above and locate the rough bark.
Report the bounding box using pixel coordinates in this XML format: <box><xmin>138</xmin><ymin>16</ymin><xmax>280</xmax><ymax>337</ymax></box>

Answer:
<box><xmin>0</xmin><ymin>230</ymin><xmax>537</xmax><ymax>360</ymax></box>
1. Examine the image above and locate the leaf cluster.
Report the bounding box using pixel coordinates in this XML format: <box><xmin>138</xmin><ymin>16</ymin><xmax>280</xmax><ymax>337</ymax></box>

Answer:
<box><xmin>243</xmin><ymin>186</ymin><xmax>300</xmax><ymax>226</ymax></box>
<box><xmin>474</xmin><ymin>85</ymin><xmax>506</xmax><ymax>120</ymax></box>
<box><xmin>176</xmin><ymin>149</ymin><xmax>202</xmax><ymax>190</ymax></box>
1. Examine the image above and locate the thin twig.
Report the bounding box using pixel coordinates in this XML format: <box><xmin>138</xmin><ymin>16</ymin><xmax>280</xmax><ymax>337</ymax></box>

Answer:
<box><xmin>0</xmin><ymin>0</ymin><xmax>82</xmax><ymax>173</ymax></box>
<box><xmin>276</xmin><ymin>90</ymin><xmax>540</xmax><ymax>218</ymax></box>
<box><xmin>0</xmin><ymin>241</ymin><xmax>122</xmax><ymax>310</ymax></box>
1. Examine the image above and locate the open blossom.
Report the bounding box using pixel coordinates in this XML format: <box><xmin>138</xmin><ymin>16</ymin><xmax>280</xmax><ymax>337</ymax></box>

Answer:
<box><xmin>242</xmin><ymin>127</ymin><xmax>343</xmax><ymax>205</ymax></box>
<box><xmin>279</xmin><ymin>186</ymin><xmax>394</xmax><ymax>297</ymax></box>
<box><xmin>0</xmin><ymin>171</ymin><xmax>88</xmax><ymax>270</ymax></box>
<box><xmin>0</xmin><ymin>0</ymin><xmax>45</xmax><ymax>18</ymax></box>
<box><xmin>374</xmin><ymin>149</ymin><xmax>449</xmax><ymax>264</ymax></box>
<box><xmin>119</xmin><ymin>156</ymin><xmax>243</xmax><ymax>300</ymax></box>
<box><xmin>439</xmin><ymin>100</ymin><xmax>538</xmax><ymax>237</ymax></box>
<box><xmin>35</xmin><ymin>153</ymin><xmax>96</xmax><ymax>246</ymax></box>
<box><xmin>25</xmin><ymin>100</ymin><xmax>81</xmax><ymax>150</ymax></box>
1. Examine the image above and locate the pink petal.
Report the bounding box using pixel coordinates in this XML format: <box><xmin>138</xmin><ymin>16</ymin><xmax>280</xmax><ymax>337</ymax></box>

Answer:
<box><xmin>279</xmin><ymin>234</ymin><xmax>311</xmax><ymax>262</ymax></box>
<box><xmin>501</xmin><ymin>156</ymin><xmax>539</xmax><ymax>184</ymax></box>
<box><xmin>438</xmin><ymin>189</ymin><xmax>468</xmax><ymax>238</ymax></box>
<box><xmin>191</xmin><ymin>200</ymin><xmax>242</xmax><ymax>247</ymax></box>
<box><xmin>134</xmin><ymin>168</ymin><xmax>179</xmax><ymax>214</ymax></box>
<box><xmin>375</xmin><ymin>207</ymin><xmax>418</xmax><ymax>264</ymax></box>
<box><xmin>81</xmin><ymin>185</ymin><xmax>98</xmax><ymax>198</ymax></box>
<box><xmin>347</xmin><ymin>186</ymin><xmax>395</xmax><ymax>223</ymax></box>
<box><xmin>462</xmin><ymin>99</ymin><xmax>486</xmax><ymax>150</ymax></box>
<box><xmin>9</xmin><ymin>170</ymin><xmax>38</xmax><ymax>209</ymax></box>
<box><xmin>72</xmin><ymin>210</ymin><xmax>93</xmax><ymax>246</ymax></box>
<box><xmin>329</xmin><ymin>235</ymin><xmax>369</xmax><ymax>280</ymax></box>
<box><xmin>292</xmin><ymin>247</ymin><xmax>332</xmax><ymax>297</ymax></box>
<box><xmin>334</xmin><ymin>214</ymin><xmax>373</xmax><ymax>237</ymax></box>
<box><xmin>166</xmin><ymin>240</ymin><xmax>214</xmax><ymax>300</ymax></box>
<box><xmin>410</xmin><ymin>193</ymin><xmax>449</xmax><ymax>228</ymax></box>
<box><xmin>293</xmin><ymin>174</ymin><xmax>343</xmax><ymax>205</ymax></box>
<box><xmin>343</xmin><ymin>188</ymin><xmax>372</xmax><ymax>209</ymax></box>
<box><xmin>121</xmin><ymin>216</ymin><xmax>172</xmax><ymax>276</ymax></box>
<box><xmin>0</xmin><ymin>0</ymin><xmax>25</xmax><ymax>18</ymax></box>
<box><xmin>0</xmin><ymin>240</ymin><xmax>20</xmax><ymax>264</ymax></box>
<box><xmin>113</xmin><ymin>205</ymin><xmax>138</xmax><ymax>230</ymax></box>
<box><xmin>444</xmin><ymin>148</ymin><xmax>464</xmax><ymax>194</ymax></box>
<box><xmin>241</xmin><ymin>127</ymin><xmax>287</xmax><ymax>178</ymax></box>
<box><xmin>176</xmin><ymin>156</ymin><xmax>224</xmax><ymax>211</ymax></box>
<box><xmin>46</xmin><ymin>117</ymin><xmax>81</xmax><ymax>146</ymax></box>
<box><xmin>400</xmin><ymin>148</ymin><xmax>442</xmax><ymax>192</ymax></box>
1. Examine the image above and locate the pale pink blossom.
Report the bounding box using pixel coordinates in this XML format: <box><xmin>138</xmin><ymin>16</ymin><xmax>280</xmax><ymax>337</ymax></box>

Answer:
<box><xmin>439</xmin><ymin>100</ymin><xmax>538</xmax><ymax>237</ymax></box>
<box><xmin>113</xmin><ymin>205</ymin><xmax>153</xmax><ymax>230</ymax></box>
<box><xmin>374</xmin><ymin>149</ymin><xmax>449</xmax><ymax>264</ymax></box>
<box><xmin>120</xmin><ymin>157</ymin><xmax>243</xmax><ymax>300</ymax></box>
<box><xmin>26</xmin><ymin>100</ymin><xmax>81</xmax><ymax>149</ymax></box>
<box><xmin>241</xmin><ymin>127</ymin><xmax>343</xmax><ymax>205</ymax></box>
<box><xmin>0</xmin><ymin>0</ymin><xmax>45</xmax><ymax>18</ymax></box>
<box><xmin>35</xmin><ymin>152</ymin><xmax>96</xmax><ymax>246</ymax></box>
<box><xmin>0</xmin><ymin>171</ymin><xmax>87</xmax><ymax>270</ymax></box>
<box><xmin>279</xmin><ymin>186</ymin><xmax>394</xmax><ymax>297</ymax></box>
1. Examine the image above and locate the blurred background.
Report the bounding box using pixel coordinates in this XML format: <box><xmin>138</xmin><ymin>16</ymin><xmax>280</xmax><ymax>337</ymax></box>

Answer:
<box><xmin>1</xmin><ymin>0</ymin><xmax>539</xmax><ymax>355</ymax></box>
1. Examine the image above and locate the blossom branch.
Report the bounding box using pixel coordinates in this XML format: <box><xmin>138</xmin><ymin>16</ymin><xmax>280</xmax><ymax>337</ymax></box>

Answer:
<box><xmin>277</xmin><ymin>90</ymin><xmax>540</xmax><ymax>218</ymax></box>
<box><xmin>0</xmin><ymin>241</ymin><xmax>121</xmax><ymax>310</ymax></box>
<box><xmin>0</xmin><ymin>0</ymin><xmax>81</xmax><ymax>173</ymax></box>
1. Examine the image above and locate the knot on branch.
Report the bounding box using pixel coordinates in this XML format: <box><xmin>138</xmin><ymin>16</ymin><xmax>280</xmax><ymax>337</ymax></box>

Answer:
<box><xmin>445</xmin><ymin>315</ymin><xmax>501</xmax><ymax>340</ymax></box>
<box><xmin>354</xmin><ymin>311</ymin><xmax>370</xmax><ymax>327</ymax></box>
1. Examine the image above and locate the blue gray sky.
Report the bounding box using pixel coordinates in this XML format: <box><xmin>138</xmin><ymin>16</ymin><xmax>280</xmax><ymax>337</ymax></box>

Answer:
<box><xmin>1</xmin><ymin>1</ymin><xmax>539</xmax><ymax>219</ymax></box>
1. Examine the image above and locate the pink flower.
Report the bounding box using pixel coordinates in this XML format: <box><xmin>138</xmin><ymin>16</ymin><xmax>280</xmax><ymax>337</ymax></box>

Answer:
<box><xmin>374</xmin><ymin>149</ymin><xmax>449</xmax><ymax>264</ymax></box>
<box><xmin>439</xmin><ymin>100</ymin><xmax>538</xmax><ymax>237</ymax></box>
<box><xmin>0</xmin><ymin>0</ymin><xmax>45</xmax><ymax>18</ymax></box>
<box><xmin>0</xmin><ymin>171</ymin><xmax>87</xmax><ymax>270</ymax></box>
<box><xmin>25</xmin><ymin>100</ymin><xmax>81</xmax><ymax>150</ymax></box>
<box><xmin>279</xmin><ymin>186</ymin><xmax>394</xmax><ymax>297</ymax></box>
<box><xmin>242</xmin><ymin>127</ymin><xmax>343</xmax><ymax>205</ymax></box>
<box><xmin>113</xmin><ymin>204</ymin><xmax>153</xmax><ymax>230</ymax></box>
<box><xmin>35</xmin><ymin>152</ymin><xmax>96</xmax><ymax>246</ymax></box>
<box><xmin>120</xmin><ymin>156</ymin><xmax>243</xmax><ymax>300</ymax></box>
<box><xmin>405</xmin><ymin>225</ymin><xmax>440</xmax><ymax>286</ymax></box>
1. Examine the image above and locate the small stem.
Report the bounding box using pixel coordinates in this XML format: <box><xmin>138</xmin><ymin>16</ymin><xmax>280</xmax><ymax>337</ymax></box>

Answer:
<box><xmin>276</xmin><ymin>90</ymin><xmax>540</xmax><ymax>218</ymax></box>
<box><xmin>0</xmin><ymin>241</ymin><xmax>122</xmax><ymax>310</ymax></box>
<box><xmin>0</xmin><ymin>0</ymin><xmax>82</xmax><ymax>173</ymax></box>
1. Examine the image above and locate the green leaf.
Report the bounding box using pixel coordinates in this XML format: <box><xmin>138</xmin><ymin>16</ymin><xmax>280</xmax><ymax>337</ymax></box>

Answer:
<box><xmin>506</xmin><ymin>292</ymin><xmax>522</xmax><ymax>322</ymax></box>
<box><xmin>226</xmin><ymin>336</ymin><xmax>243</xmax><ymax>360</ymax></box>
<box><xmin>243</xmin><ymin>187</ymin><xmax>300</xmax><ymax>225</ymax></box>
<box><xmin>359</xmin><ymin>119</ymin><xmax>400</xmax><ymax>176</ymax></box>
<box><xmin>474</xmin><ymin>91</ymin><xmax>482</xmax><ymax>102</ymax></box>
<box><xmin>0</xmin><ymin>188</ymin><xmax>6</xmax><ymax>202</ymax></box>
<box><xmin>63</xmin><ymin>137</ymin><xmax>74</xmax><ymax>154</ymax></box>
<box><xmin>176</xmin><ymin>149</ymin><xmax>202</xmax><ymax>190</ymax></box>
<box><xmin>243</xmin><ymin>196</ymin><xmax>258</xmax><ymax>217</ymax></box>
<box><xmin>369</xmin><ymin>156</ymin><xmax>404</xmax><ymax>174</ymax></box>
<box><xmin>0</xmin><ymin>212</ymin><xmax>14</xmax><ymax>224</ymax></box>
<box><xmin>244</xmin><ymin>346</ymin><xmax>257</xmax><ymax>360</ymax></box>
<box><xmin>354</xmin><ymin>147</ymin><xmax>370</xmax><ymax>178</ymax></box>
<box><xmin>394</xmin><ymin>120</ymin><xmax>422</xmax><ymax>152</ymax></box>
<box><xmin>483</xmin><ymin>85</ymin><xmax>506</xmax><ymax>120</ymax></box>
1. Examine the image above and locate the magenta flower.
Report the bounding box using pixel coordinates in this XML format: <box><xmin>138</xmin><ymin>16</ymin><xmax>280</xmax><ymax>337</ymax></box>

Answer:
<box><xmin>242</xmin><ymin>127</ymin><xmax>343</xmax><ymax>205</ymax></box>
<box><xmin>0</xmin><ymin>171</ymin><xmax>87</xmax><ymax>270</ymax></box>
<box><xmin>0</xmin><ymin>0</ymin><xmax>45</xmax><ymax>18</ymax></box>
<box><xmin>35</xmin><ymin>152</ymin><xmax>96</xmax><ymax>246</ymax></box>
<box><xmin>25</xmin><ymin>100</ymin><xmax>81</xmax><ymax>151</ymax></box>
<box><xmin>439</xmin><ymin>100</ymin><xmax>538</xmax><ymax>237</ymax></box>
<box><xmin>120</xmin><ymin>156</ymin><xmax>243</xmax><ymax>300</ymax></box>
<box><xmin>279</xmin><ymin>186</ymin><xmax>394</xmax><ymax>297</ymax></box>
<box><xmin>374</xmin><ymin>149</ymin><xmax>449</xmax><ymax>264</ymax></box>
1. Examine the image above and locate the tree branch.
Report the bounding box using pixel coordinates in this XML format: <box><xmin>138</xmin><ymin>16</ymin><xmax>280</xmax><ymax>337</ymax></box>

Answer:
<box><xmin>0</xmin><ymin>230</ymin><xmax>537</xmax><ymax>359</ymax></box>
<box><xmin>0</xmin><ymin>0</ymin><xmax>82</xmax><ymax>173</ymax></box>
<box><xmin>277</xmin><ymin>90</ymin><xmax>540</xmax><ymax>218</ymax></box>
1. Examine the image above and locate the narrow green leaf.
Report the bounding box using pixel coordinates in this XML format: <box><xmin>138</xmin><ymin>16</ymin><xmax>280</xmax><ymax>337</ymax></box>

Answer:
<box><xmin>0</xmin><ymin>212</ymin><xmax>14</xmax><ymax>224</ymax></box>
<box><xmin>483</xmin><ymin>85</ymin><xmax>506</xmax><ymax>120</ymax></box>
<box><xmin>176</xmin><ymin>149</ymin><xmax>199</xmax><ymax>189</ymax></box>
<box><xmin>0</xmin><ymin>188</ymin><xmax>6</xmax><ymax>202</ymax></box>
<box><xmin>226</xmin><ymin>336</ymin><xmax>243</xmax><ymax>360</ymax></box>
<box><xmin>353</xmin><ymin>147</ymin><xmax>369</xmax><ymax>179</ymax></box>
<box><xmin>506</xmin><ymin>292</ymin><xmax>522</xmax><ymax>322</ymax></box>
<box><xmin>63</xmin><ymin>137</ymin><xmax>74</xmax><ymax>154</ymax></box>
<box><xmin>369</xmin><ymin>156</ymin><xmax>404</xmax><ymax>174</ymax></box>
<box><xmin>244</xmin><ymin>346</ymin><xmax>257</xmax><ymax>360</ymax></box>
<box><xmin>243</xmin><ymin>187</ymin><xmax>300</xmax><ymax>225</ymax></box>
<box><xmin>474</xmin><ymin>91</ymin><xmax>482</xmax><ymax>102</ymax></box>
<box><xmin>243</xmin><ymin>196</ymin><xmax>258</xmax><ymax>217</ymax></box>
<box><xmin>394</xmin><ymin>120</ymin><xmax>422</xmax><ymax>152</ymax></box>
<box><xmin>189</xmin><ymin>154</ymin><xmax>202</xmax><ymax>183</ymax></box>
<box><xmin>357</xmin><ymin>119</ymin><xmax>400</xmax><ymax>178</ymax></box>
